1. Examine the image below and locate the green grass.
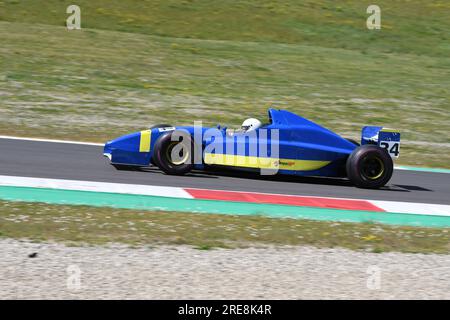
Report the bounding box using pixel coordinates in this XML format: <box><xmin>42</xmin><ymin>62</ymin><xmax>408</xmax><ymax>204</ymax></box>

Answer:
<box><xmin>0</xmin><ymin>200</ymin><xmax>449</xmax><ymax>254</ymax></box>
<box><xmin>1</xmin><ymin>0</ymin><xmax>449</xmax><ymax>57</ymax></box>
<box><xmin>0</xmin><ymin>1</ymin><xmax>449</xmax><ymax>167</ymax></box>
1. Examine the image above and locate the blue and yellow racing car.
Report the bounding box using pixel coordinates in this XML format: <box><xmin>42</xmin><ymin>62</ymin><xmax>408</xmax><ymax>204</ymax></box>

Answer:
<box><xmin>103</xmin><ymin>109</ymin><xmax>400</xmax><ymax>188</ymax></box>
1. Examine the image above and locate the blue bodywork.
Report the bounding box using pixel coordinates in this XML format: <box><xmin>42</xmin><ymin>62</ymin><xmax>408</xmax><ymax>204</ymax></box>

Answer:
<box><xmin>104</xmin><ymin>109</ymin><xmax>399</xmax><ymax>177</ymax></box>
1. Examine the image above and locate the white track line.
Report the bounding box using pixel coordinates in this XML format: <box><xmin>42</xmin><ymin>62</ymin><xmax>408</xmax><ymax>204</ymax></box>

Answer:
<box><xmin>371</xmin><ymin>201</ymin><xmax>450</xmax><ymax>217</ymax></box>
<box><xmin>0</xmin><ymin>135</ymin><xmax>103</xmax><ymax>146</ymax></box>
<box><xmin>394</xmin><ymin>165</ymin><xmax>450</xmax><ymax>174</ymax></box>
<box><xmin>0</xmin><ymin>175</ymin><xmax>449</xmax><ymax>217</ymax></box>
<box><xmin>0</xmin><ymin>175</ymin><xmax>193</xmax><ymax>199</ymax></box>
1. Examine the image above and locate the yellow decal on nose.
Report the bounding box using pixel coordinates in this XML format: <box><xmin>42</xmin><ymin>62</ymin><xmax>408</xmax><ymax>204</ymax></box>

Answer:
<box><xmin>139</xmin><ymin>130</ymin><xmax>151</xmax><ymax>152</ymax></box>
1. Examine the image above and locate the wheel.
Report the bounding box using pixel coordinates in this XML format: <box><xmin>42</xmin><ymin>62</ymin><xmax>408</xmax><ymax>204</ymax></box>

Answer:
<box><xmin>150</xmin><ymin>124</ymin><xmax>172</xmax><ymax>129</ymax></box>
<box><xmin>152</xmin><ymin>131</ymin><xmax>194</xmax><ymax>175</ymax></box>
<box><xmin>346</xmin><ymin>145</ymin><xmax>393</xmax><ymax>189</ymax></box>
<box><xmin>148</xmin><ymin>124</ymin><xmax>172</xmax><ymax>166</ymax></box>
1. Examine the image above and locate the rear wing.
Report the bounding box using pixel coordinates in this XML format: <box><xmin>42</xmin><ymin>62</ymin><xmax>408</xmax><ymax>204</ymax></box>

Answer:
<box><xmin>361</xmin><ymin>126</ymin><xmax>401</xmax><ymax>158</ymax></box>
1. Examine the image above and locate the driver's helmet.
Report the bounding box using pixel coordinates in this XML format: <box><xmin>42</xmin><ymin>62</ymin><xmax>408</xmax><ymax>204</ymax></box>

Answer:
<box><xmin>241</xmin><ymin>118</ymin><xmax>262</xmax><ymax>132</ymax></box>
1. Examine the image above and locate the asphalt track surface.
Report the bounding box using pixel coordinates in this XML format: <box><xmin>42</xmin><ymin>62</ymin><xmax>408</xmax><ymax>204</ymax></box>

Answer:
<box><xmin>0</xmin><ymin>138</ymin><xmax>449</xmax><ymax>205</ymax></box>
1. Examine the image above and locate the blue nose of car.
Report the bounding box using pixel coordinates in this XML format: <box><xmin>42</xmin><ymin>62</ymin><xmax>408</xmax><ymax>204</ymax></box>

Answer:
<box><xmin>102</xmin><ymin>131</ymin><xmax>153</xmax><ymax>166</ymax></box>
<box><xmin>103</xmin><ymin>141</ymin><xmax>113</xmax><ymax>160</ymax></box>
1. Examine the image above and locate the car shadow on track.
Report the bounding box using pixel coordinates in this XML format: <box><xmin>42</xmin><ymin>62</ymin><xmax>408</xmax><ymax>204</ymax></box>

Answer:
<box><xmin>139</xmin><ymin>166</ymin><xmax>430</xmax><ymax>193</ymax></box>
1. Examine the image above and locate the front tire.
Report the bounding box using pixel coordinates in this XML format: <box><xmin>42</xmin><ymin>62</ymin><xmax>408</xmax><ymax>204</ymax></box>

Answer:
<box><xmin>346</xmin><ymin>145</ymin><xmax>393</xmax><ymax>189</ymax></box>
<box><xmin>152</xmin><ymin>131</ymin><xmax>194</xmax><ymax>175</ymax></box>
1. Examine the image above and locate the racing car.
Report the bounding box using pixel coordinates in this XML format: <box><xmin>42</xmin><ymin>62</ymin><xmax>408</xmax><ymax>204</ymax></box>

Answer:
<box><xmin>103</xmin><ymin>109</ymin><xmax>400</xmax><ymax>188</ymax></box>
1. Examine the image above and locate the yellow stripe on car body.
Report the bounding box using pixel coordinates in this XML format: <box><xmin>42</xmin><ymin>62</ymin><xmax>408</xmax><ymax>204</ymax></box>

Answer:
<box><xmin>204</xmin><ymin>153</ymin><xmax>330</xmax><ymax>171</ymax></box>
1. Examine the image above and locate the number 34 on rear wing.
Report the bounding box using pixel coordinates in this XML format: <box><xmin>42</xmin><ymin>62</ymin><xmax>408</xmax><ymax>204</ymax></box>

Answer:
<box><xmin>361</xmin><ymin>126</ymin><xmax>401</xmax><ymax>158</ymax></box>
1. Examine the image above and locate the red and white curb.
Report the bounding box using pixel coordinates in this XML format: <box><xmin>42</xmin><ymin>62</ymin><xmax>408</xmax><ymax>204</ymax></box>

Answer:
<box><xmin>0</xmin><ymin>175</ymin><xmax>449</xmax><ymax>217</ymax></box>
<box><xmin>184</xmin><ymin>188</ymin><xmax>450</xmax><ymax>216</ymax></box>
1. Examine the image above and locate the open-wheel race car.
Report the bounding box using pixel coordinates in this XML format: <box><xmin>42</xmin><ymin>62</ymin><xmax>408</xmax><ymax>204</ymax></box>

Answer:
<box><xmin>103</xmin><ymin>109</ymin><xmax>400</xmax><ymax>188</ymax></box>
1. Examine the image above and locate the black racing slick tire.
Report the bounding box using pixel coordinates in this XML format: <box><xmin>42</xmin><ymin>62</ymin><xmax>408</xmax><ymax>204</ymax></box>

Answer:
<box><xmin>152</xmin><ymin>131</ymin><xmax>194</xmax><ymax>175</ymax></box>
<box><xmin>346</xmin><ymin>145</ymin><xmax>393</xmax><ymax>189</ymax></box>
<box><xmin>148</xmin><ymin>125</ymin><xmax>172</xmax><ymax>166</ymax></box>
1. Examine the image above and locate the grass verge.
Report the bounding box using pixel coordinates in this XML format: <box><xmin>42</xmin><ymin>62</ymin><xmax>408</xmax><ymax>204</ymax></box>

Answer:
<box><xmin>0</xmin><ymin>200</ymin><xmax>449</xmax><ymax>254</ymax></box>
<box><xmin>1</xmin><ymin>0</ymin><xmax>449</xmax><ymax>57</ymax></box>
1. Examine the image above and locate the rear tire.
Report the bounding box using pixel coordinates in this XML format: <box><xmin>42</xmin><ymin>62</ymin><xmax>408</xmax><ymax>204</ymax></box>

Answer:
<box><xmin>152</xmin><ymin>131</ymin><xmax>194</xmax><ymax>175</ymax></box>
<box><xmin>346</xmin><ymin>145</ymin><xmax>393</xmax><ymax>189</ymax></box>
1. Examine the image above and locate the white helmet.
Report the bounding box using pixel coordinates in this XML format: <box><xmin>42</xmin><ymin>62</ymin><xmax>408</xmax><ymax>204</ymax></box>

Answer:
<box><xmin>241</xmin><ymin>118</ymin><xmax>262</xmax><ymax>132</ymax></box>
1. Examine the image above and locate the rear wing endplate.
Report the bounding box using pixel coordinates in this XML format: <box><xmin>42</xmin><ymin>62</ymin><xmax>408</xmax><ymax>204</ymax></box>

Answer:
<box><xmin>361</xmin><ymin>126</ymin><xmax>401</xmax><ymax>158</ymax></box>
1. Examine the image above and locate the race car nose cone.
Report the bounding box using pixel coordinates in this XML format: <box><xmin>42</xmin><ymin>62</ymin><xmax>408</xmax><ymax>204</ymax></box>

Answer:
<box><xmin>103</xmin><ymin>141</ymin><xmax>113</xmax><ymax>160</ymax></box>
